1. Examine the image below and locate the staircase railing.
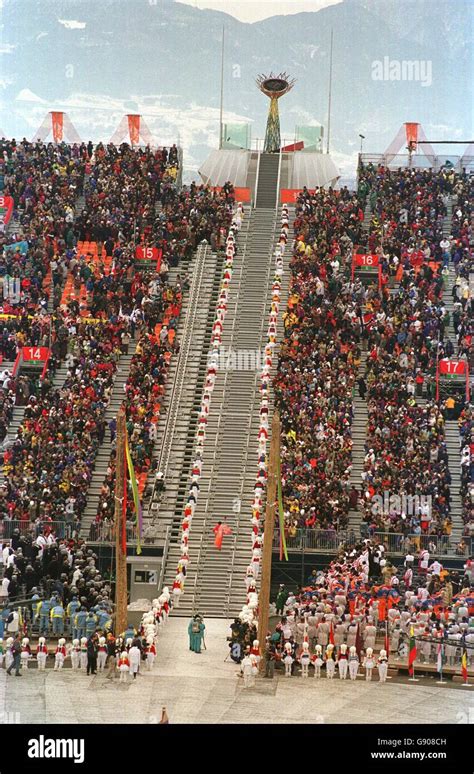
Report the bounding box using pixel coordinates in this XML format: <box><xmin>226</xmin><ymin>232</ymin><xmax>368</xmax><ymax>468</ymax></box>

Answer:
<box><xmin>275</xmin><ymin>143</ymin><xmax>283</xmax><ymax>212</ymax></box>
<box><xmin>148</xmin><ymin>244</ymin><xmax>208</xmax><ymax>507</ymax></box>
<box><xmin>158</xmin><ymin>526</ymin><xmax>171</xmax><ymax>591</ymax></box>
<box><xmin>253</xmin><ymin>144</ymin><xmax>262</xmax><ymax>208</ymax></box>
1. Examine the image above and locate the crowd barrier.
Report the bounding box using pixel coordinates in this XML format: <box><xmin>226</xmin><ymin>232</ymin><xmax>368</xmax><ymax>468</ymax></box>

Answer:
<box><xmin>272</xmin><ymin>528</ymin><xmax>471</xmax><ymax>558</ymax></box>
<box><xmin>88</xmin><ymin>521</ymin><xmax>166</xmax><ymax>545</ymax></box>
<box><xmin>0</xmin><ymin>519</ymin><xmax>68</xmax><ymax>540</ymax></box>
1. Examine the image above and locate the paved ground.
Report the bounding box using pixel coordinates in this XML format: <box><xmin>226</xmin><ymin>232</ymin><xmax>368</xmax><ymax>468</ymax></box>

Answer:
<box><xmin>1</xmin><ymin>618</ymin><xmax>473</xmax><ymax>724</ymax></box>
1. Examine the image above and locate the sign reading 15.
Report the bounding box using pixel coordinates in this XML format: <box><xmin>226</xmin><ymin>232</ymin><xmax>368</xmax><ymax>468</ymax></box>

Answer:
<box><xmin>135</xmin><ymin>246</ymin><xmax>159</xmax><ymax>260</ymax></box>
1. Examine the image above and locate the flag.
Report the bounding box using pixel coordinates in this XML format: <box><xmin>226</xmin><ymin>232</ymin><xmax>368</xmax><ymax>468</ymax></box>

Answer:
<box><xmin>125</xmin><ymin>430</ymin><xmax>142</xmax><ymax>555</ymax></box>
<box><xmin>436</xmin><ymin>641</ymin><xmax>443</xmax><ymax>675</ymax></box>
<box><xmin>355</xmin><ymin>622</ymin><xmax>363</xmax><ymax>657</ymax></box>
<box><xmin>378</xmin><ymin>595</ymin><xmax>387</xmax><ymax>622</ymax></box>
<box><xmin>276</xmin><ymin>452</ymin><xmax>288</xmax><ymax>561</ymax></box>
<box><xmin>121</xmin><ymin>459</ymin><xmax>127</xmax><ymax>554</ymax></box>
<box><xmin>408</xmin><ymin>625</ymin><xmax>417</xmax><ymax>676</ymax></box>
<box><xmin>461</xmin><ymin>642</ymin><xmax>468</xmax><ymax>683</ymax></box>
<box><xmin>329</xmin><ymin>621</ymin><xmax>335</xmax><ymax>646</ymax></box>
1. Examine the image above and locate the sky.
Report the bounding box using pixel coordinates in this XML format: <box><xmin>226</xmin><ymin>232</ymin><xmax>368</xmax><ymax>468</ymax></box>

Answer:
<box><xmin>177</xmin><ymin>0</ymin><xmax>342</xmax><ymax>23</ymax></box>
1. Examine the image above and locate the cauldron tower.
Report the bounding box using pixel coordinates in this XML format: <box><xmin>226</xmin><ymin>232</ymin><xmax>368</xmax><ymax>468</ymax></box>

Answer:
<box><xmin>256</xmin><ymin>72</ymin><xmax>295</xmax><ymax>153</ymax></box>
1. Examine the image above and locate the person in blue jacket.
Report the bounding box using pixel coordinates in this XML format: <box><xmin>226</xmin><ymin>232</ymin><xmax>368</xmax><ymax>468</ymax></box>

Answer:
<box><xmin>50</xmin><ymin>603</ymin><xmax>65</xmax><ymax>635</ymax></box>
<box><xmin>73</xmin><ymin>609</ymin><xmax>88</xmax><ymax>641</ymax></box>
<box><xmin>37</xmin><ymin>598</ymin><xmax>53</xmax><ymax>634</ymax></box>
<box><xmin>85</xmin><ymin>611</ymin><xmax>98</xmax><ymax>637</ymax></box>
<box><xmin>67</xmin><ymin>597</ymin><xmax>81</xmax><ymax>632</ymax></box>
<box><xmin>0</xmin><ymin>606</ymin><xmax>10</xmax><ymax>638</ymax></box>
<box><xmin>96</xmin><ymin>607</ymin><xmax>112</xmax><ymax>631</ymax></box>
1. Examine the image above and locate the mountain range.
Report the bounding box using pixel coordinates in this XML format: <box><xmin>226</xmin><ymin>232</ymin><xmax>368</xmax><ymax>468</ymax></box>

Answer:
<box><xmin>1</xmin><ymin>0</ymin><xmax>472</xmax><ymax>183</ymax></box>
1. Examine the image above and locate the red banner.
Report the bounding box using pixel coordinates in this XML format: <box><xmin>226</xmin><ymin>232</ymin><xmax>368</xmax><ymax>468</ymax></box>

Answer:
<box><xmin>353</xmin><ymin>253</ymin><xmax>379</xmax><ymax>268</ymax></box>
<box><xmin>280</xmin><ymin>189</ymin><xmax>313</xmax><ymax>203</ymax></box>
<box><xmin>135</xmin><ymin>245</ymin><xmax>162</xmax><ymax>271</ymax></box>
<box><xmin>405</xmin><ymin>122</ymin><xmax>419</xmax><ymax>148</ymax></box>
<box><xmin>22</xmin><ymin>346</ymin><xmax>49</xmax><ymax>363</ymax></box>
<box><xmin>234</xmin><ymin>187</ymin><xmax>251</xmax><ymax>202</ymax></box>
<box><xmin>281</xmin><ymin>141</ymin><xmax>304</xmax><ymax>152</ymax></box>
<box><xmin>51</xmin><ymin>112</ymin><xmax>64</xmax><ymax>143</ymax></box>
<box><xmin>128</xmin><ymin>115</ymin><xmax>140</xmax><ymax>146</ymax></box>
<box><xmin>0</xmin><ymin>195</ymin><xmax>14</xmax><ymax>225</ymax></box>
<box><xmin>436</xmin><ymin>358</ymin><xmax>469</xmax><ymax>401</ymax></box>
<box><xmin>438</xmin><ymin>359</ymin><xmax>467</xmax><ymax>375</ymax></box>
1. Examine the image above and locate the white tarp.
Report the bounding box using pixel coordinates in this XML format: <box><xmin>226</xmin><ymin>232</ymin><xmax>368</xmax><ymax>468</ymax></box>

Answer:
<box><xmin>199</xmin><ymin>149</ymin><xmax>250</xmax><ymax>187</ymax></box>
<box><xmin>290</xmin><ymin>152</ymin><xmax>340</xmax><ymax>189</ymax></box>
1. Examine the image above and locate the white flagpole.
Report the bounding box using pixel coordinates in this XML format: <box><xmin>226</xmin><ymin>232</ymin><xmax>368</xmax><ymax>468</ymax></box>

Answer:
<box><xmin>326</xmin><ymin>28</ymin><xmax>334</xmax><ymax>155</ymax></box>
<box><xmin>219</xmin><ymin>24</ymin><xmax>225</xmax><ymax>150</ymax></box>
<box><xmin>436</xmin><ymin>640</ymin><xmax>445</xmax><ymax>684</ymax></box>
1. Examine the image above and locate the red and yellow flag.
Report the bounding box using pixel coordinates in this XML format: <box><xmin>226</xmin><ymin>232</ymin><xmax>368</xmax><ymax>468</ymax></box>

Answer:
<box><xmin>329</xmin><ymin>621</ymin><xmax>335</xmax><ymax>646</ymax></box>
<box><xmin>461</xmin><ymin>645</ymin><xmax>468</xmax><ymax>683</ymax></box>
<box><xmin>408</xmin><ymin>625</ymin><xmax>417</xmax><ymax>676</ymax></box>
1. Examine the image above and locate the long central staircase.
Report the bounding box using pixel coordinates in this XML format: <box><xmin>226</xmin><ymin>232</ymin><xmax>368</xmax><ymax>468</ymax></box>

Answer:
<box><xmin>158</xmin><ymin>153</ymin><xmax>290</xmax><ymax>617</ymax></box>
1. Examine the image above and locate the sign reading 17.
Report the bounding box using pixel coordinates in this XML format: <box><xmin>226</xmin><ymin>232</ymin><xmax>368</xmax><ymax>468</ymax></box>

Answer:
<box><xmin>439</xmin><ymin>359</ymin><xmax>467</xmax><ymax>375</ymax></box>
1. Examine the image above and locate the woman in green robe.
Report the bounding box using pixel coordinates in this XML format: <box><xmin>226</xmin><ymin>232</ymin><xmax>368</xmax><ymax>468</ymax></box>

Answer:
<box><xmin>188</xmin><ymin>615</ymin><xmax>205</xmax><ymax>653</ymax></box>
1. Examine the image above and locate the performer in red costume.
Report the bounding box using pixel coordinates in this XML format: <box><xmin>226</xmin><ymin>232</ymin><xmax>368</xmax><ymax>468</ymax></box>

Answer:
<box><xmin>213</xmin><ymin>519</ymin><xmax>232</xmax><ymax>550</ymax></box>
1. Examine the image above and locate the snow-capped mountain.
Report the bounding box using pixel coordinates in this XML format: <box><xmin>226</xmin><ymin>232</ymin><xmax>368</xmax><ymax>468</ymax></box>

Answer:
<box><xmin>1</xmin><ymin>0</ymin><xmax>471</xmax><ymax>183</ymax></box>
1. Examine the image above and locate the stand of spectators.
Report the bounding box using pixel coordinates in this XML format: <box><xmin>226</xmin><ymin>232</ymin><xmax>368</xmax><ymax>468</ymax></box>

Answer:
<box><xmin>266</xmin><ymin>537</ymin><xmax>474</xmax><ymax>676</ymax></box>
<box><xmin>273</xmin><ymin>187</ymin><xmax>365</xmax><ymax>532</ymax></box>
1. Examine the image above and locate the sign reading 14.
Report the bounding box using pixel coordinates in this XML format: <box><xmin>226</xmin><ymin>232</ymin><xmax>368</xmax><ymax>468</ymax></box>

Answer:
<box><xmin>22</xmin><ymin>346</ymin><xmax>49</xmax><ymax>361</ymax></box>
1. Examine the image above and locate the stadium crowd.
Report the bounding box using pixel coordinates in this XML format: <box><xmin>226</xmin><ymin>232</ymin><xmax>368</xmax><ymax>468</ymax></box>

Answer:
<box><xmin>0</xmin><ymin>136</ymin><xmax>472</xmax><ymax>689</ymax></box>
<box><xmin>273</xmin><ymin>187</ymin><xmax>365</xmax><ymax>534</ymax></box>
<box><xmin>264</xmin><ymin>537</ymin><xmax>474</xmax><ymax>678</ymax></box>
<box><xmin>274</xmin><ymin>165</ymin><xmax>472</xmax><ymax>548</ymax></box>
<box><xmin>0</xmin><ymin>138</ymin><xmax>236</xmax><ymax>543</ymax></box>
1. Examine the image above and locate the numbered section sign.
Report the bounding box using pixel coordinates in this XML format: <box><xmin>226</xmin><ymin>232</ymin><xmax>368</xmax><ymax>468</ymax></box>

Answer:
<box><xmin>352</xmin><ymin>252</ymin><xmax>381</xmax><ymax>283</ymax></box>
<box><xmin>436</xmin><ymin>357</ymin><xmax>469</xmax><ymax>401</ymax></box>
<box><xmin>0</xmin><ymin>195</ymin><xmax>13</xmax><ymax>226</ymax></box>
<box><xmin>353</xmin><ymin>253</ymin><xmax>379</xmax><ymax>268</ymax></box>
<box><xmin>438</xmin><ymin>359</ymin><xmax>467</xmax><ymax>376</ymax></box>
<box><xmin>135</xmin><ymin>245</ymin><xmax>162</xmax><ymax>271</ymax></box>
<box><xmin>22</xmin><ymin>346</ymin><xmax>50</xmax><ymax>365</ymax></box>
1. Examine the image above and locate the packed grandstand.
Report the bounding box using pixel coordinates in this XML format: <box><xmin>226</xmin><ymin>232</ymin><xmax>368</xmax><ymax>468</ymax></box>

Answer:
<box><xmin>0</xmin><ymin>130</ymin><xmax>472</xmax><ymax>694</ymax></box>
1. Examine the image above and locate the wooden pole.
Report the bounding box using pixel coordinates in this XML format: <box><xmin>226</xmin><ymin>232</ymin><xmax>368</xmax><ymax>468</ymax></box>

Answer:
<box><xmin>114</xmin><ymin>408</ymin><xmax>128</xmax><ymax>636</ymax></box>
<box><xmin>258</xmin><ymin>409</ymin><xmax>280</xmax><ymax>670</ymax></box>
